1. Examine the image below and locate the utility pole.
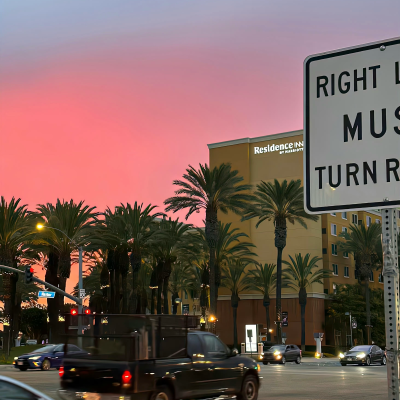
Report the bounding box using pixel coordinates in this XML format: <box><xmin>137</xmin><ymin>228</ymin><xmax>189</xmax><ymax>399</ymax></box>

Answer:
<box><xmin>381</xmin><ymin>208</ymin><xmax>399</xmax><ymax>400</ymax></box>
<box><xmin>78</xmin><ymin>247</ymin><xmax>83</xmax><ymax>348</ymax></box>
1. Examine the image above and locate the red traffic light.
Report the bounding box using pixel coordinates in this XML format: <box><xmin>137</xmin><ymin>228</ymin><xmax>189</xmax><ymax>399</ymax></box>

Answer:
<box><xmin>70</xmin><ymin>309</ymin><xmax>78</xmax><ymax>315</ymax></box>
<box><xmin>84</xmin><ymin>309</ymin><xmax>91</xmax><ymax>315</ymax></box>
<box><xmin>29</xmin><ymin>267</ymin><xmax>34</xmax><ymax>273</ymax></box>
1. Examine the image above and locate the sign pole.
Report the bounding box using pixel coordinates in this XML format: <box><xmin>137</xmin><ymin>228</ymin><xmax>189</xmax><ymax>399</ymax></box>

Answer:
<box><xmin>381</xmin><ymin>208</ymin><xmax>399</xmax><ymax>400</ymax></box>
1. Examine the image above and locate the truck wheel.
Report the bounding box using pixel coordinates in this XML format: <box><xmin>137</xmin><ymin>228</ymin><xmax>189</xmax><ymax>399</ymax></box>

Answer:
<box><xmin>151</xmin><ymin>385</ymin><xmax>173</xmax><ymax>400</ymax></box>
<box><xmin>238</xmin><ymin>375</ymin><xmax>258</xmax><ymax>400</ymax></box>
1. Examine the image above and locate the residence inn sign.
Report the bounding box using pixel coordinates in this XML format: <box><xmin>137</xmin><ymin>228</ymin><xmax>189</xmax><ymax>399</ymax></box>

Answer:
<box><xmin>304</xmin><ymin>37</ymin><xmax>400</xmax><ymax>214</ymax></box>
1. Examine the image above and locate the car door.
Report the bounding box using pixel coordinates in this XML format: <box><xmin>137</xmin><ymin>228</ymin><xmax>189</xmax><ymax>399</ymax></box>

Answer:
<box><xmin>372</xmin><ymin>346</ymin><xmax>382</xmax><ymax>363</ymax></box>
<box><xmin>50</xmin><ymin>345</ymin><xmax>64</xmax><ymax>368</ymax></box>
<box><xmin>284</xmin><ymin>345</ymin><xmax>293</xmax><ymax>361</ymax></box>
<box><xmin>186</xmin><ymin>334</ymin><xmax>215</xmax><ymax>397</ymax></box>
<box><xmin>202</xmin><ymin>334</ymin><xmax>241</xmax><ymax>395</ymax></box>
<box><xmin>290</xmin><ymin>345</ymin><xmax>299</xmax><ymax>360</ymax></box>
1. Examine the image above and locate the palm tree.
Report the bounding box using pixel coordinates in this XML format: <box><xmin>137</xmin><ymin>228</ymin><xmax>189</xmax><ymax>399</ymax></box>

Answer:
<box><xmin>35</xmin><ymin>199</ymin><xmax>102</xmax><ymax>338</ymax></box>
<box><xmin>243</xmin><ymin>263</ymin><xmax>276</xmax><ymax>342</ymax></box>
<box><xmin>0</xmin><ymin>197</ymin><xmax>36</xmax><ymax>355</ymax></box>
<box><xmin>338</xmin><ymin>223</ymin><xmax>382</xmax><ymax>344</ymax></box>
<box><xmin>116</xmin><ymin>202</ymin><xmax>164</xmax><ymax>313</ymax></box>
<box><xmin>164</xmin><ymin>163</ymin><xmax>254</xmax><ymax>316</ymax></box>
<box><xmin>151</xmin><ymin>218</ymin><xmax>192</xmax><ymax>314</ymax></box>
<box><xmin>192</xmin><ymin>222</ymin><xmax>256</xmax><ymax>308</ymax></box>
<box><xmin>169</xmin><ymin>263</ymin><xmax>195</xmax><ymax>314</ymax></box>
<box><xmin>221</xmin><ymin>259</ymin><xmax>251</xmax><ymax>350</ymax></box>
<box><xmin>242</xmin><ymin>179</ymin><xmax>318</xmax><ymax>343</ymax></box>
<box><xmin>282</xmin><ymin>253</ymin><xmax>331</xmax><ymax>351</ymax></box>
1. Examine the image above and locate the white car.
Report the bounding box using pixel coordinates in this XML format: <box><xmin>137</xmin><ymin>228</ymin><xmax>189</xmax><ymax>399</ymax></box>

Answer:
<box><xmin>0</xmin><ymin>375</ymin><xmax>54</xmax><ymax>400</ymax></box>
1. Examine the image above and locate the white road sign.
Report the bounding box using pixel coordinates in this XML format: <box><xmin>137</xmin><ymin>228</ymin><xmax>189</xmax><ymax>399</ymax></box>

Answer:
<box><xmin>79</xmin><ymin>289</ymin><xmax>86</xmax><ymax>299</ymax></box>
<box><xmin>304</xmin><ymin>37</ymin><xmax>400</xmax><ymax>213</ymax></box>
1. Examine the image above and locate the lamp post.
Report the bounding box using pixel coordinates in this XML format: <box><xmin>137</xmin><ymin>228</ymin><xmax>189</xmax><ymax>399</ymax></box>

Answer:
<box><xmin>345</xmin><ymin>312</ymin><xmax>352</xmax><ymax>349</ymax></box>
<box><xmin>37</xmin><ymin>224</ymin><xmax>83</xmax><ymax>346</ymax></box>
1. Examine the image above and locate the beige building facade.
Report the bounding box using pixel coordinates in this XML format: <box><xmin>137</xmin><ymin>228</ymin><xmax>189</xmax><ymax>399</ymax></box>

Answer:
<box><xmin>207</xmin><ymin>130</ymin><xmax>387</xmax><ymax>348</ymax></box>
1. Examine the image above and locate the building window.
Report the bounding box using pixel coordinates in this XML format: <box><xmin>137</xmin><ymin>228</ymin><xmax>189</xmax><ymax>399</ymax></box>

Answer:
<box><xmin>352</xmin><ymin>214</ymin><xmax>358</xmax><ymax>224</ymax></box>
<box><xmin>344</xmin><ymin>266</ymin><xmax>349</xmax><ymax>277</ymax></box>
<box><xmin>370</xmin><ymin>271</ymin><xmax>374</xmax><ymax>282</ymax></box>
<box><xmin>322</xmin><ymin>228</ymin><xmax>326</xmax><ymax>234</ymax></box>
<box><xmin>331</xmin><ymin>224</ymin><xmax>337</xmax><ymax>236</ymax></box>
<box><xmin>331</xmin><ymin>244</ymin><xmax>337</xmax><ymax>256</ymax></box>
<box><xmin>366</xmin><ymin>216</ymin><xmax>372</xmax><ymax>227</ymax></box>
<box><xmin>184</xmin><ymin>291</ymin><xmax>188</xmax><ymax>300</ymax></box>
<box><xmin>379</xmin><ymin>273</ymin><xmax>383</xmax><ymax>283</ymax></box>
<box><xmin>332</xmin><ymin>264</ymin><xmax>338</xmax><ymax>276</ymax></box>
<box><xmin>333</xmin><ymin>283</ymin><xmax>337</xmax><ymax>295</ymax></box>
<box><xmin>342</xmin><ymin>212</ymin><xmax>347</xmax><ymax>220</ymax></box>
<box><xmin>323</xmin><ymin>248</ymin><xmax>327</xmax><ymax>255</ymax></box>
<box><xmin>376</xmin><ymin>219</ymin><xmax>381</xmax><ymax>224</ymax></box>
<box><xmin>343</xmin><ymin>252</ymin><xmax>349</xmax><ymax>258</ymax></box>
<box><xmin>331</xmin><ymin>212</ymin><xmax>336</xmax><ymax>217</ymax></box>
<box><xmin>342</xmin><ymin>227</ymin><xmax>348</xmax><ymax>234</ymax></box>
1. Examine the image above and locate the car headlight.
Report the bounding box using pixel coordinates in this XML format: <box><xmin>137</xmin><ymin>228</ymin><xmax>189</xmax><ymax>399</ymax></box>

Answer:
<box><xmin>14</xmin><ymin>357</ymin><xmax>18</xmax><ymax>360</ymax></box>
<box><xmin>274</xmin><ymin>351</ymin><xmax>281</xmax><ymax>356</ymax></box>
<box><xmin>339</xmin><ymin>353</ymin><xmax>344</xmax><ymax>359</ymax></box>
<box><xmin>356</xmin><ymin>353</ymin><xmax>366</xmax><ymax>359</ymax></box>
<box><xmin>258</xmin><ymin>354</ymin><xmax>263</xmax><ymax>360</ymax></box>
<box><xmin>29</xmin><ymin>356</ymin><xmax>42</xmax><ymax>360</ymax></box>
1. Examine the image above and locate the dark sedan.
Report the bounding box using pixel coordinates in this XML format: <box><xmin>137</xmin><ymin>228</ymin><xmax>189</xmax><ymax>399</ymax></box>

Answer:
<box><xmin>339</xmin><ymin>345</ymin><xmax>386</xmax><ymax>366</ymax></box>
<box><xmin>260</xmin><ymin>344</ymin><xmax>302</xmax><ymax>365</ymax></box>
<box><xmin>14</xmin><ymin>344</ymin><xmax>85</xmax><ymax>371</ymax></box>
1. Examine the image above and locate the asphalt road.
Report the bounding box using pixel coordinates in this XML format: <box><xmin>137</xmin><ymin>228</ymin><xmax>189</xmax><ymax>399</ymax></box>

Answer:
<box><xmin>0</xmin><ymin>359</ymin><xmax>390</xmax><ymax>400</ymax></box>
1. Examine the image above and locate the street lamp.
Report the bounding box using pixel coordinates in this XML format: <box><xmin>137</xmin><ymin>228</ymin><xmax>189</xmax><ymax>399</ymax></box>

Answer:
<box><xmin>37</xmin><ymin>223</ymin><xmax>84</xmax><ymax>345</ymax></box>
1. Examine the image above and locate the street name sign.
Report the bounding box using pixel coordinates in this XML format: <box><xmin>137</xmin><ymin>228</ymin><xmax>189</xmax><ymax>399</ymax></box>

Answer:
<box><xmin>304</xmin><ymin>37</ymin><xmax>400</xmax><ymax>213</ymax></box>
<box><xmin>38</xmin><ymin>291</ymin><xmax>55</xmax><ymax>299</ymax></box>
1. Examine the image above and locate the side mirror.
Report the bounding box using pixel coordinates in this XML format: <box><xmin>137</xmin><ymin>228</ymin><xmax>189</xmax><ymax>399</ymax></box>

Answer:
<box><xmin>231</xmin><ymin>349</ymin><xmax>238</xmax><ymax>357</ymax></box>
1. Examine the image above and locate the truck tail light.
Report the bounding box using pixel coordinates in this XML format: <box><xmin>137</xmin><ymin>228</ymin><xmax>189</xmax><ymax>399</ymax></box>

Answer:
<box><xmin>59</xmin><ymin>366</ymin><xmax>64</xmax><ymax>378</ymax></box>
<box><xmin>122</xmin><ymin>370</ymin><xmax>132</xmax><ymax>384</ymax></box>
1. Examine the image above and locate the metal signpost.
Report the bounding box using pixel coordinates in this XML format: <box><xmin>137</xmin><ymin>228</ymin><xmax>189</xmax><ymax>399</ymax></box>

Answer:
<box><xmin>304</xmin><ymin>37</ymin><xmax>400</xmax><ymax>400</ymax></box>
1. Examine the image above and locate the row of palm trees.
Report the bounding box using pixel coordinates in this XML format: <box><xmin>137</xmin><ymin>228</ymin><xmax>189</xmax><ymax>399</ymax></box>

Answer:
<box><xmin>0</xmin><ymin>161</ymin><xmax>384</xmax><ymax>354</ymax></box>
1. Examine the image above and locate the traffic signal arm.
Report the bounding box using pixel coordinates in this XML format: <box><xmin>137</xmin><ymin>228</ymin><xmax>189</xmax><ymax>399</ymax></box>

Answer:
<box><xmin>0</xmin><ymin>264</ymin><xmax>82</xmax><ymax>305</ymax></box>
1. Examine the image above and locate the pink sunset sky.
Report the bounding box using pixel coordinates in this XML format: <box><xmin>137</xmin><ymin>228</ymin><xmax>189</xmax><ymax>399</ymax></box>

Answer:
<box><xmin>1</xmin><ymin>0</ymin><xmax>399</xmax><ymax>295</ymax></box>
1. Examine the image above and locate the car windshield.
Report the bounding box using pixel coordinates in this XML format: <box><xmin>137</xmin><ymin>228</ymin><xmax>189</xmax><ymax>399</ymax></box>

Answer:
<box><xmin>31</xmin><ymin>345</ymin><xmax>57</xmax><ymax>354</ymax></box>
<box><xmin>350</xmin><ymin>346</ymin><xmax>371</xmax><ymax>352</ymax></box>
<box><xmin>270</xmin><ymin>345</ymin><xmax>286</xmax><ymax>351</ymax></box>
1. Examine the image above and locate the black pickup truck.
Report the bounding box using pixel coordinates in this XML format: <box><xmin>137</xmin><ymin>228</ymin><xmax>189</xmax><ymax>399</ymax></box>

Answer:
<box><xmin>58</xmin><ymin>314</ymin><xmax>260</xmax><ymax>400</ymax></box>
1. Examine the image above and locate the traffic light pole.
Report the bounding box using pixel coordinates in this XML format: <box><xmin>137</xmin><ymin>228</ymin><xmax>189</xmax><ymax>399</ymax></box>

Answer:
<box><xmin>78</xmin><ymin>247</ymin><xmax>83</xmax><ymax>348</ymax></box>
<box><xmin>0</xmin><ymin>265</ymin><xmax>82</xmax><ymax>305</ymax></box>
<box><xmin>381</xmin><ymin>208</ymin><xmax>400</xmax><ymax>400</ymax></box>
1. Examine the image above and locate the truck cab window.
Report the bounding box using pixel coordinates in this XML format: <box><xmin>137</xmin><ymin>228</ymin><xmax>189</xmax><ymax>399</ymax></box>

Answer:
<box><xmin>203</xmin><ymin>335</ymin><xmax>228</xmax><ymax>358</ymax></box>
<box><xmin>187</xmin><ymin>334</ymin><xmax>203</xmax><ymax>357</ymax></box>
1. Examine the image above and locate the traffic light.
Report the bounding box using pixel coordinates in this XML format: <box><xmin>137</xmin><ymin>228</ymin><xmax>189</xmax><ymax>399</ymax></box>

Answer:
<box><xmin>84</xmin><ymin>308</ymin><xmax>91</xmax><ymax>315</ymax></box>
<box><xmin>24</xmin><ymin>266</ymin><xmax>34</xmax><ymax>284</ymax></box>
<box><xmin>70</xmin><ymin>309</ymin><xmax>78</xmax><ymax>316</ymax></box>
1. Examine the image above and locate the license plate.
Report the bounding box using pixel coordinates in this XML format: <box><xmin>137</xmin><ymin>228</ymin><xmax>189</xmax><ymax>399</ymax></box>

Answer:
<box><xmin>17</xmin><ymin>361</ymin><xmax>23</xmax><ymax>365</ymax></box>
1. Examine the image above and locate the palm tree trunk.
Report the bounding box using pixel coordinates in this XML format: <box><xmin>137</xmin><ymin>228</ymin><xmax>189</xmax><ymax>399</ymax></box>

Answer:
<box><xmin>163</xmin><ymin>278</ymin><xmax>169</xmax><ymax>314</ymax></box>
<box><xmin>275</xmin><ymin>222</ymin><xmax>287</xmax><ymax>345</ymax></box>
<box><xmin>365</xmin><ymin>279</ymin><xmax>371</xmax><ymax>344</ymax></box>
<box><xmin>46</xmin><ymin>252</ymin><xmax>59</xmax><ymax>343</ymax></box>
<box><xmin>3</xmin><ymin>272</ymin><xmax>17</xmax><ymax>355</ymax></box>
<box><xmin>115</xmin><ymin>269</ymin><xmax>120</xmax><ymax>313</ymax></box>
<box><xmin>109</xmin><ymin>270</ymin><xmax>115</xmax><ymax>313</ymax></box>
<box><xmin>157</xmin><ymin>284</ymin><xmax>163</xmax><ymax>314</ymax></box>
<box><xmin>265</xmin><ymin>305</ymin><xmax>271</xmax><ymax>342</ymax></box>
<box><xmin>121</xmin><ymin>274</ymin><xmax>128</xmax><ymax>313</ymax></box>
<box><xmin>299</xmin><ymin>287</ymin><xmax>307</xmax><ymax>351</ymax></box>
<box><xmin>151</xmin><ymin>288</ymin><xmax>156</xmax><ymax>314</ymax></box>
<box><xmin>276</xmin><ymin>246</ymin><xmax>283</xmax><ymax>343</ymax></box>
<box><xmin>233</xmin><ymin>306</ymin><xmax>238</xmax><ymax>350</ymax></box>
<box><xmin>300</xmin><ymin>303</ymin><xmax>306</xmax><ymax>351</ymax></box>
<box><xmin>205</xmin><ymin>208</ymin><xmax>218</xmax><ymax>317</ymax></box>
<box><xmin>130</xmin><ymin>252</ymin><xmax>141</xmax><ymax>314</ymax></box>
